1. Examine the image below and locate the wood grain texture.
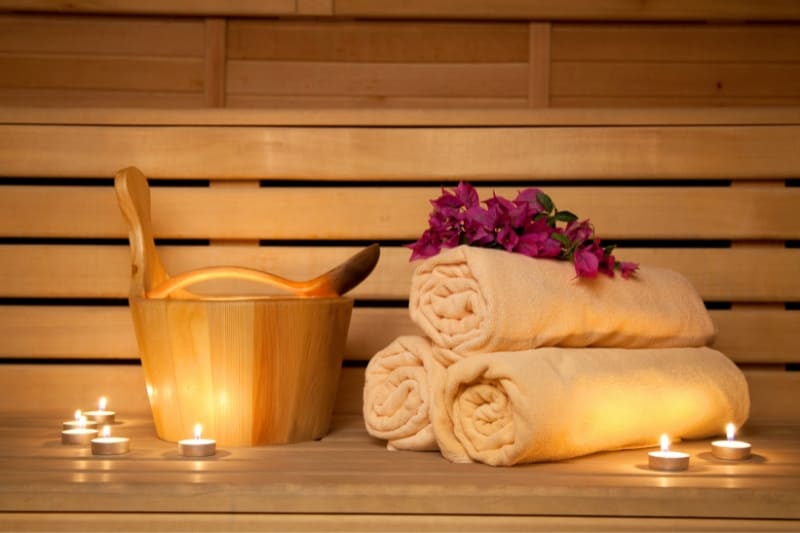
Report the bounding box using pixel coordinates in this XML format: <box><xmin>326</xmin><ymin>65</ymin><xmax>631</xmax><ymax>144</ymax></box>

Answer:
<box><xmin>0</xmin><ymin>88</ymin><xmax>207</xmax><ymax>108</ymax></box>
<box><xmin>528</xmin><ymin>23</ymin><xmax>550</xmax><ymax>107</ymax></box>
<box><xmin>2</xmin><ymin>245</ymin><xmax>799</xmax><ymax>302</ymax></box>
<box><xmin>332</xmin><ymin>0</ymin><xmax>800</xmax><ymax>20</ymax></box>
<box><xmin>227</xmin><ymin>20</ymin><xmax>528</xmax><ymax>62</ymax></box>
<box><xmin>0</xmin><ymin>0</ymin><xmax>297</xmax><ymax>16</ymax></box>
<box><xmin>551</xmin><ymin>24</ymin><xmax>800</xmax><ymax>62</ymax></box>
<box><xmin>3</xmin><ymin>185</ymin><xmax>799</xmax><ymax>240</ymax></box>
<box><xmin>4</xmin><ymin>107</ymin><xmax>800</xmax><ymax>126</ymax></box>
<box><xmin>1</xmin><ymin>306</ymin><xmax>798</xmax><ymax>365</ymax></box>
<box><xmin>2</xmin><ymin>124</ymin><xmax>799</xmax><ymax>179</ymax></box>
<box><xmin>204</xmin><ymin>18</ymin><xmax>226</xmax><ymax>107</ymax></box>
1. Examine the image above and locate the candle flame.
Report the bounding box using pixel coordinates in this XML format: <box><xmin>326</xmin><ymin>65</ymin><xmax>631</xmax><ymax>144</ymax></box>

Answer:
<box><xmin>102</xmin><ymin>425</ymin><xmax>111</xmax><ymax>438</ymax></box>
<box><xmin>78</xmin><ymin>415</ymin><xmax>87</xmax><ymax>429</ymax></box>
<box><xmin>74</xmin><ymin>409</ymin><xmax>82</xmax><ymax>421</ymax></box>
<box><xmin>194</xmin><ymin>424</ymin><xmax>202</xmax><ymax>440</ymax></box>
<box><xmin>726</xmin><ymin>422</ymin><xmax>736</xmax><ymax>441</ymax></box>
<box><xmin>98</xmin><ymin>397</ymin><xmax>107</xmax><ymax>411</ymax></box>
<box><xmin>660</xmin><ymin>433</ymin><xmax>670</xmax><ymax>452</ymax></box>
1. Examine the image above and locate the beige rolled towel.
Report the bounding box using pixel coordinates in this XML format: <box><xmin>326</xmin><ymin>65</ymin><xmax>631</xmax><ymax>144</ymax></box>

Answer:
<box><xmin>410</xmin><ymin>246</ymin><xmax>715</xmax><ymax>356</ymax></box>
<box><xmin>432</xmin><ymin>346</ymin><xmax>749</xmax><ymax>466</ymax></box>
<box><xmin>363</xmin><ymin>336</ymin><xmax>445</xmax><ymax>451</ymax></box>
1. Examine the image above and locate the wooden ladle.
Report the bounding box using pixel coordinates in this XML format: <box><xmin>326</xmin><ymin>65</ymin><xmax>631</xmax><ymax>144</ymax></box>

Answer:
<box><xmin>115</xmin><ymin>166</ymin><xmax>380</xmax><ymax>299</ymax></box>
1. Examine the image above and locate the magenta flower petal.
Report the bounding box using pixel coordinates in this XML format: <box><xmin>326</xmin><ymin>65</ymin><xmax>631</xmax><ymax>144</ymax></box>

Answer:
<box><xmin>620</xmin><ymin>261</ymin><xmax>639</xmax><ymax>279</ymax></box>
<box><xmin>573</xmin><ymin>247</ymin><xmax>599</xmax><ymax>278</ymax></box>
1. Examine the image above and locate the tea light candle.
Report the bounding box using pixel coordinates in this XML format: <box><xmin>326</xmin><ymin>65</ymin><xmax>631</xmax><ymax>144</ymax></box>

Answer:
<box><xmin>61</xmin><ymin>415</ymin><xmax>98</xmax><ymax>445</ymax></box>
<box><xmin>91</xmin><ymin>425</ymin><xmax>129</xmax><ymax>455</ymax></box>
<box><xmin>711</xmin><ymin>423</ymin><xmax>752</xmax><ymax>460</ymax></box>
<box><xmin>178</xmin><ymin>424</ymin><xmax>216</xmax><ymax>457</ymax></box>
<box><xmin>84</xmin><ymin>397</ymin><xmax>115</xmax><ymax>425</ymax></box>
<box><xmin>648</xmin><ymin>434</ymin><xmax>689</xmax><ymax>471</ymax></box>
<box><xmin>63</xmin><ymin>409</ymin><xmax>97</xmax><ymax>431</ymax></box>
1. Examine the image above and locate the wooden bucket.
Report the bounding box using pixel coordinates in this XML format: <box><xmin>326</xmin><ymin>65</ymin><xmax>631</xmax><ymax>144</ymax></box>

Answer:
<box><xmin>116</xmin><ymin>167</ymin><xmax>354</xmax><ymax>446</ymax></box>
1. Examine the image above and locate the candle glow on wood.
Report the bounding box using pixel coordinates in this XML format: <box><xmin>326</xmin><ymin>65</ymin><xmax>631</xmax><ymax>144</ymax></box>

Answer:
<box><xmin>178</xmin><ymin>423</ymin><xmax>217</xmax><ymax>457</ymax></box>
<box><xmin>61</xmin><ymin>415</ymin><xmax>98</xmax><ymax>445</ymax></box>
<box><xmin>648</xmin><ymin>433</ymin><xmax>690</xmax><ymax>471</ymax></box>
<box><xmin>63</xmin><ymin>409</ymin><xmax>97</xmax><ymax>430</ymax></box>
<box><xmin>711</xmin><ymin>422</ymin><xmax>752</xmax><ymax>460</ymax></box>
<box><xmin>85</xmin><ymin>396</ymin><xmax>116</xmax><ymax>425</ymax></box>
<box><xmin>90</xmin><ymin>424</ymin><xmax>130</xmax><ymax>455</ymax></box>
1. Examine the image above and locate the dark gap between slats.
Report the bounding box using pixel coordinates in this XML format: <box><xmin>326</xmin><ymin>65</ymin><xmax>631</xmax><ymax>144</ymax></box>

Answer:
<box><xmin>0</xmin><ymin>178</ymin><xmax>210</xmax><ymax>187</ymax></box>
<box><xmin>0</xmin><ymin>298</ymin><xmax>128</xmax><ymax>306</ymax></box>
<box><xmin>259</xmin><ymin>179</ymin><xmax>734</xmax><ymax>188</ymax></box>
<box><xmin>0</xmin><ymin>357</ymin><xmax>140</xmax><ymax>365</ymax></box>
<box><xmin>0</xmin><ymin>238</ymin><xmax>209</xmax><ymax>246</ymax></box>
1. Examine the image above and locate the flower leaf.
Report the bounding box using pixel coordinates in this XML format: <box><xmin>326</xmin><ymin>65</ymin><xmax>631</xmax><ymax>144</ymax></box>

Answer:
<box><xmin>536</xmin><ymin>191</ymin><xmax>554</xmax><ymax>214</ymax></box>
<box><xmin>553</xmin><ymin>210</ymin><xmax>578</xmax><ymax>223</ymax></box>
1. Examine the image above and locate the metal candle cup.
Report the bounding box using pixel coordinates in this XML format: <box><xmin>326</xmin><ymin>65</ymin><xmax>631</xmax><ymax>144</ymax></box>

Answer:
<box><xmin>84</xmin><ymin>397</ymin><xmax>115</xmax><ymax>425</ymax></box>
<box><xmin>711</xmin><ymin>423</ymin><xmax>751</xmax><ymax>460</ymax></box>
<box><xmin>63</xmin><ymin>409</ymin><xmax>97</xmax><ymax>431</ymax></box>
<box><xmin>648</xmin><ymin>434</ymin><xmax>689</xmax><ymax>471</ymax></box>
<box><xmin>91</xmin><ymin>425</ymin><xmax>129</xmax><ymax>455</ymax></box>
<box><xmin>178</xmin><ymin>424</ymin><xmax>216</xmax><ymax>457</ymax></box>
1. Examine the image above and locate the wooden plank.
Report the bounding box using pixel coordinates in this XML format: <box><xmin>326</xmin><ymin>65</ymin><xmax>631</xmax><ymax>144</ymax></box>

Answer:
<box><xmin>1</xmin><ymin>306</ymin><xmax>798</xmax><ymax>365</ymax></box>
<box><xmin>0</xmin><ymin>55</ymin><xmax>204</xmax><ymax>92</ymax></box>
<box><xmin>0</xmin><ymin>14</ymin><xmax>205</xmax><ymax>57</ymax></box>
<box><xmin>226</xmin><ymin>95</ymin><xmax>528</xmax><ymax>109</ymax></box>
<box><xmin>0</xmin><ymin>245</ymin><xmax>798</xmax><ymax>302</ymax></box>
<box><xmin>2</xmin><ymin>513</ymin><xmax>799</xmax><ymax>533</ymax></box>
<box><xmin>3</xmin><ymin>185</ymin><xmax>799</xmax><ymax>241</ymax></box>
<box><xmin>528</xmin><ymin>23</ymin><xmax>550</xmax><ymax>107</ymax></box>
<box><xmin>550</xmin><ymin>95</ymin><xmax>800</xmax><ymax>108</ymax></box>
<box><xmin>0</xmin><ymin>88</ymin><xmax>206</xmax><ymax>108</ymax></box>
<box><xmin>552</xmin><ymin>24</ymin><xmax>800</xmax><ymax>62</ymax></box>
<box><xmin>3</xmin><ymin>106</ymin><xmax>800</xmax><ymax>126</ymax></box>
<box><xmin>333</xmin><ymin>0</ymin><xmax>800</xmax><ymax>21</ymax></box>
<box><xmin>0</xmin><ymin>365</ymin><xmax>798</xmax><ymax>425</ymax></box>
<box><xmin>0</xmin><ymin>0</ymin><xmax>297</xmax><ymax>16</ymax></box>
<box><xmin>551</xmin><ymin>63</ymin><xmax>800</xmax><ymax>98</ymax></box>
<box><xmin>2</xmin><ymin>124</ymin><xmax>799</xmax><ymax>180</ymax></box>
<box><xmin>227</xmin><ymin>20</ymin><xmax>528</xmax><ymax>62</ymax></box>
<box><xmin>226</xmin><ymin>61</ymin><xmax>528</xmax><ymax>98</ymax></box>
<box><xmin>203</xmin><ymin>18</ymin><xmax>226</xmax><ymax>107</ymax></box>
<box><xmin>297</xmin><ymin>0</ymin><xmax>334</xmax><ymax>15</ymax></box>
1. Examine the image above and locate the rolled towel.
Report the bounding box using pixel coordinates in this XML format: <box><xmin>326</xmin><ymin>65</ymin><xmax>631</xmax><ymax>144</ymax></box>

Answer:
<box><xmin>410</xmin><ymin>245</ymin><xmax>715</xmax><ymax>356</ymax></box>
<box><xmin>432</xmin><ymin>346</ymin><xmax>749</xmax><ymax>466</ymax></box>
<box><xmin>363</xmin><ymin>336</ymin><xmax>445</xmax><ymax>451</ymax></box>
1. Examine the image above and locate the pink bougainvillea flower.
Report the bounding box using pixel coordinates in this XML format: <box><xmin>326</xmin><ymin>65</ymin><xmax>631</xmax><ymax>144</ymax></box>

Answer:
<box><xmin>406</xmin><ymin>181</ymin><xmax>639</xmax><ymax>279</ymax></box>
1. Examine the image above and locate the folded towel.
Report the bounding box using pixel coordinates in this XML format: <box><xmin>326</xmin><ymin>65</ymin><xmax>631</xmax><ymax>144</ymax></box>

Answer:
<box><xmin>409</xmin><ymin>246</ymin><xmax>715</xmax><ymax>356</ymax></box>
<box><xmin>363</xmin><ymin>336</ymin><xmax>444</xmax><ymax>451</ymax></box>
<box><xmin>432</xmin><ymin>346</ymin><xmax>749</xmax><ymax>466</ymax></box>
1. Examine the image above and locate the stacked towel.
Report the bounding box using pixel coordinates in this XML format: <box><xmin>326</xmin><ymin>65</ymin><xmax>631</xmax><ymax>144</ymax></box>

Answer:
<box><xmin>432</xmin><ymin>347</ymin><xmax>749</xmax><ymax>466</ymax></box>
<box><xmin>362</xmin><ymin>336</ymin><xmax>443</xmax><ymax>451</ymax></box>
<box><xmin>365</xmin><ymin>245</ymin><xmax>750</xmax><ymax>466</ymax></box>
<box><xmin>410</xmin><ymin>246</ymin><xmax>716</xmax><ymax>356</ymax></box>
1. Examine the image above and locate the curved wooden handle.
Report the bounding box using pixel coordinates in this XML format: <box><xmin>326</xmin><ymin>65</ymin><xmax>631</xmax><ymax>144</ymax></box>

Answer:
<box><xmin>147</xmin><ymin>266</ymin><xmax>335</xmax><ymax>299</ymax></box>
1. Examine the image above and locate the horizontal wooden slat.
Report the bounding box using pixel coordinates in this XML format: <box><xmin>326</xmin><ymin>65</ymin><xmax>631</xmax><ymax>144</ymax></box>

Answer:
<box><xmin>0</xmin><ymin>55</ymin><xmax>204</xmax><ymax>92</ymax></box>
<box><xmin>226</xmin><ymin>95</ymin><xmax>529</xmax><ymax>109</ymax></box>
<box><xmin>228</xmin><ymin>20</ymin><xmax>528</xmax><ymax>62</ymax></box>
<box><xmin>0</xmin><ymin>88</ymin><xmax>207</xmax><ymax>108</ymax></box>
<box><xmin>4</xmin><ymin>106</ymin><xmax>800</xmax><ymax>126</ymax></box>
<box><xmin>0</xmin><ymin>365</ymin><xmax>797</xmax><ymax>425</ymax></box>
<box><xmin>226</xmin><ymin>61</ymin><xmax>528</xmax><ymax>98</ymax></box>
<box><xmin>551</xmin><ymin>96</ymin><xmax>800</xmax><ymax>108</ymax></box>
<box><xmin>3</xmin><ymin>0</ymin><xmax>800</xmax><ymax>20</ymax></box>
<box><xmin>4</xmin><ymin>513</ymin><xmax>800</xmax><ymax>533</ymax></box>
<box><xmin>1</xmin><ymin>306</ymin><xmax>797</xmax><ymax>365</ymax></box>
<box><xmin>552</xmin><ymin>63</ymin><xmax>800</xmax><ymax>98</ymax></box>
<box><xmin>2</xmin><ymin>124</ymin><xmax>800</xmax><ymax>180</ymax></box>
<box><xmin>0</xmin><ymin>15</ymin><xmax>204</xmax><ymax>57</ymax></box>
<box><xmin>552</xmin><ymin>24</ymin><xmax>800</xmax><ymax>62</ymax></box>
<box><xmin>0</xmin><ymin>245</ymin><xmax>798</xmax><ymax>302</ymax></box>
<box><xmin>3</xmin><ymin>185</ymin><xmax>799</xmax><ymax>240</ymax></box>
<box><xmin>333</xmin><ymin>0</ymin><xmax>800</xmax><ymax>21</ymax></box>
<box><xmin>0</xmin><ymin>0</ymin><xmax>296</xmax><ymax>16</ymax></box>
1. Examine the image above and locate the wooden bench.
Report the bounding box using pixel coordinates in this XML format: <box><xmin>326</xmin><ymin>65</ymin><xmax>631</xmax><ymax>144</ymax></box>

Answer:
<box><xmin>1</xmin><ymin>106</ymin><xmax>799</xmax><ymax>531</ymax></box>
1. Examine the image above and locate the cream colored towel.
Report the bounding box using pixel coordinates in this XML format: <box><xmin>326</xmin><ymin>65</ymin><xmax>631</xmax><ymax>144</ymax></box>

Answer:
<box><xmin>363</xmin><ymin>336</ymin><xmax>445</xmax><ymax>451</ymax></box>
<box><xmin>432</xmin><ymin>346</ymin><xmax>749</xmax><ymax>466</ymax></box>
<box><xmin>410</xmin><ymin>246</ymin><xmax>715</xmax><ymax>356</ymax></box>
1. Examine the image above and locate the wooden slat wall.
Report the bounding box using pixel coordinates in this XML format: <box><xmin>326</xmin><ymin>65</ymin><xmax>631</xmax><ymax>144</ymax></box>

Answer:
<box><xmin>2</xmin><ymin>15</ymin><xmax>800</xmax><ymax>109</ymax></box>
<box><xmin>0</xmin><ymin>110</ymin><xmax>798</xmax><ymax>424</ymax></box>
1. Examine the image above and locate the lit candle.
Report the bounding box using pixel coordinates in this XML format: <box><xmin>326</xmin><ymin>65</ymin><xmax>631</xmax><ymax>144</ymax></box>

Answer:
<box><xmin>84</xmin><ymin>397</ymin><xmax>115</xmax><ymax>425</ymax></box>
<box><xmin>178</xmin><ymin>424</ymin><xmax>216</xmax><ymax>457</ymax></box>
<box><xmin>711</xmin><ymin>423</ymin><xmax>752</xmax><ymax>460</ymax></box>
<box><xmin>90</xmin><ymin>425</ymin><xmax>129</xmax><ymax>455</ymax></box>
<box><xmin>648</xmin><ymin>434</ymin><xmax>690</xmax><ymax>471</ymax></box>
<box><xmin>61</xmin><ymin>415</ymin><xmax>98</xmax><ymax>445</ymax></box>
<box><xmin>63</xmin><ymin>409</ymin><xmax>97</xmax><ymax>431</ymax></box>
